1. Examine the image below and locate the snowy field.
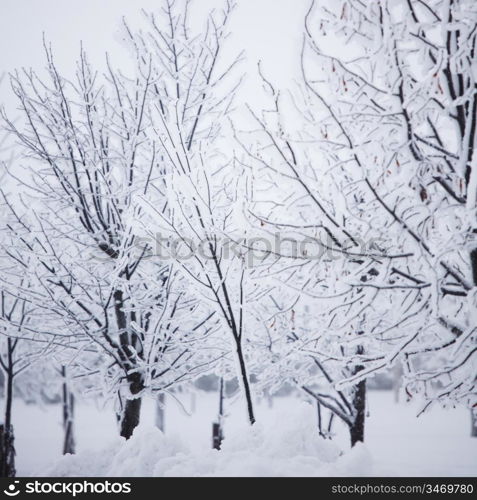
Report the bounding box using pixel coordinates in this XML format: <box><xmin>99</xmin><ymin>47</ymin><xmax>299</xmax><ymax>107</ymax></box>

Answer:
<box><xmin>11</xmin><ymin>390</ymin><xmax>477</xmax><ymax>477</ymax></box>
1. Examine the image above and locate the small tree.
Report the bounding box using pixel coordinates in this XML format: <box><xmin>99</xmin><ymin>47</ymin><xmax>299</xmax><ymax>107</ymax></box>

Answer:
<box><xmin>129</xmin><ymin>0</ymin><xmax>259</xmax><ymax>425</ymax></box>
<box><xmin>296</xmin><ymin>0</ymin><xmax>477</xmax><ymax>417</ymax></box>
<box><xmin>238</xmin><ymin>0</ymin><xmax>477</xmax><ymax>445</ymax></box>
<box><xmin>0</xmin><ymin>285</ymin><xmax>49</xmax><ymax>476</ymax></box>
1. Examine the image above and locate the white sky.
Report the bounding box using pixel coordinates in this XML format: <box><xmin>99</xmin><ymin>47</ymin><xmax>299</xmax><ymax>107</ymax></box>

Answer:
<box><xmin>0</xmin><ymin>0</ymin><xmax>308</xmax><ymax>113</ymax></box>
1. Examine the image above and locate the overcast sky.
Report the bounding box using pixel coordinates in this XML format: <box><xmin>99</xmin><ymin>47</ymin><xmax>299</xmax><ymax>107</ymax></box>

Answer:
<box><xmin>0</xmin><ymin>0</ymin><xmax>307</xmax><ymax>113</ymax></box>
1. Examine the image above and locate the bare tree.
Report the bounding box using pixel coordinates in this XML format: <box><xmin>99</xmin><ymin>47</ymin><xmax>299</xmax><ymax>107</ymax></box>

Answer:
<box><xmin>0</xmin><ymin>283</ymin><xmax>50</xmax><ymax>476</ymax></box>
<box><xmin>1</xmin><ymin>12</ymin><xmax>219</xmax><ymax>438</ymax></box>
<box><xmin>231</xmin><ymin>0</ymin><xmax>476</xmax><ymax>445</ymax></box>
<box><xmin>296</xmin><ymin>0</ymin><xmax>477</xmax><ymax>418</ymax></box>
<box><xmin>126</xmin><ymin>1</ymin><xmax>259</xmax><ymax>424</ymax></box>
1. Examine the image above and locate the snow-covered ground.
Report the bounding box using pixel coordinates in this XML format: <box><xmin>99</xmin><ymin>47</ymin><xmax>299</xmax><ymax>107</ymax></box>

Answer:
<box><xmin>11</xmin><ymin>390</ymin><xmax>477</xmax><ymax>476</ymax></box>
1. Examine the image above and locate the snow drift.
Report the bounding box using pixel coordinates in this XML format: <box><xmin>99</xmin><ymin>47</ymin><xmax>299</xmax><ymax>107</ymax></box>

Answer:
<box><xmin>43</xmin><ymin>403</ymin><xmax>372</xmax><ymax>477</ymax></box>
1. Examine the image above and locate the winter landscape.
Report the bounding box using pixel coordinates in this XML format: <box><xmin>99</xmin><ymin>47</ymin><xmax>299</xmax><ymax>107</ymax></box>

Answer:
<box><xmin>0</xmin><ymin>0</ymin><xmax>476</xmax><ymax>478</ymax></box>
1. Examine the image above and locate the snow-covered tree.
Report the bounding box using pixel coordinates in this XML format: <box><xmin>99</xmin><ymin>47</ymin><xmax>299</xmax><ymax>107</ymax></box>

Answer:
<box><xmin>129</xmin><ymin>0</ymin><xmax>263</xmax><ymax>425</ymax></box>
<box><xmin>0</xmin><ymin>269</ymin><xmax>52</xmax><ymax>476</ymax></box>
<box><xmin>1</xmin><ymin>20</ymin><xmax>218</xmax><ymax>438</ymax></box>
<box><xmin>232</xmin><ymin>0</ymin><xmax>477</xmax><ymax>445</ymax></box>
<box><xmin>299</xmin><ymin>0</ymin><xmax>477</xmax><ymax>415</ymax></box>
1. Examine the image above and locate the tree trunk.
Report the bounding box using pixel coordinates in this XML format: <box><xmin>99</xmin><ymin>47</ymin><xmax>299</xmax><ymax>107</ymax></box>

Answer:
<box><xmin>114</xmin><ymin>289</ymin><xmax>144</xmax><ymax>439</ymax></box>
<box><xmin>327</xmin><ymin>412</ymin><xmax>335</xmax><ymax>437</ymax></box>
<box><xmin>155</xmin><ymin>393</ymin><xmax>165</xmax><ymax>433</ymax></box>
<box><xmin>212</xmin><ymin>377</ymin><xmax>224</xmax><ymax>450</ymax></box>
<box><xmin>0</xmin><ymin>425</ymin><xmax>15</xmax><ymax>478</ymax></box>
<box><xmin>317</xmin><ymin>400</ymin><xmax>325</xmax><ymax>437</ymax></box>
<box><xmin>119</xmin><ymin>372</ymin><xmax>143</xmax><ymax>439</ymax></box>
<box><xmin>212</xmin><ymin>422</ymin><xmax>223</xmax><ymax>450</ymax></box>
<box><xmin>470</xmin><ymin>248</ymin><xmax>477</xmax><ymax>437</ymax></box>
<box><xmin>316</xmin><ymin>400</ymin><xmax>333</xmax><ymax>439</ymax></box>
<box><xmin>235</xmin><ymin>342</ymin><xmax>255</xmax><ymax>425</ymax></box>
<box><xmin>61</xmin><ymin>366</ymin><xmax>75</xmax><ymax>455</ymax></box>
<box><xmin>120</xmin><ymin>397</ymin><xmax>142</xmax><ymax>440</ymax></box>
<box><xmin>349</xmin><ymin>378</ymin><xmax>366</xmax><ymax>447</ymax></box>
<box><xmin>1</xmin><ymin>354</ymin><xmax>15</xmax><ymax>477</ymax></box>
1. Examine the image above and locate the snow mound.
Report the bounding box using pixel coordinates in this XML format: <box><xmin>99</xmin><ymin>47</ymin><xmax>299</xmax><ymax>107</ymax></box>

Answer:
<box><xmin>43</xmin><ymin>403</ymin><xmax>372</xmax><ymax>477</ymax></box>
